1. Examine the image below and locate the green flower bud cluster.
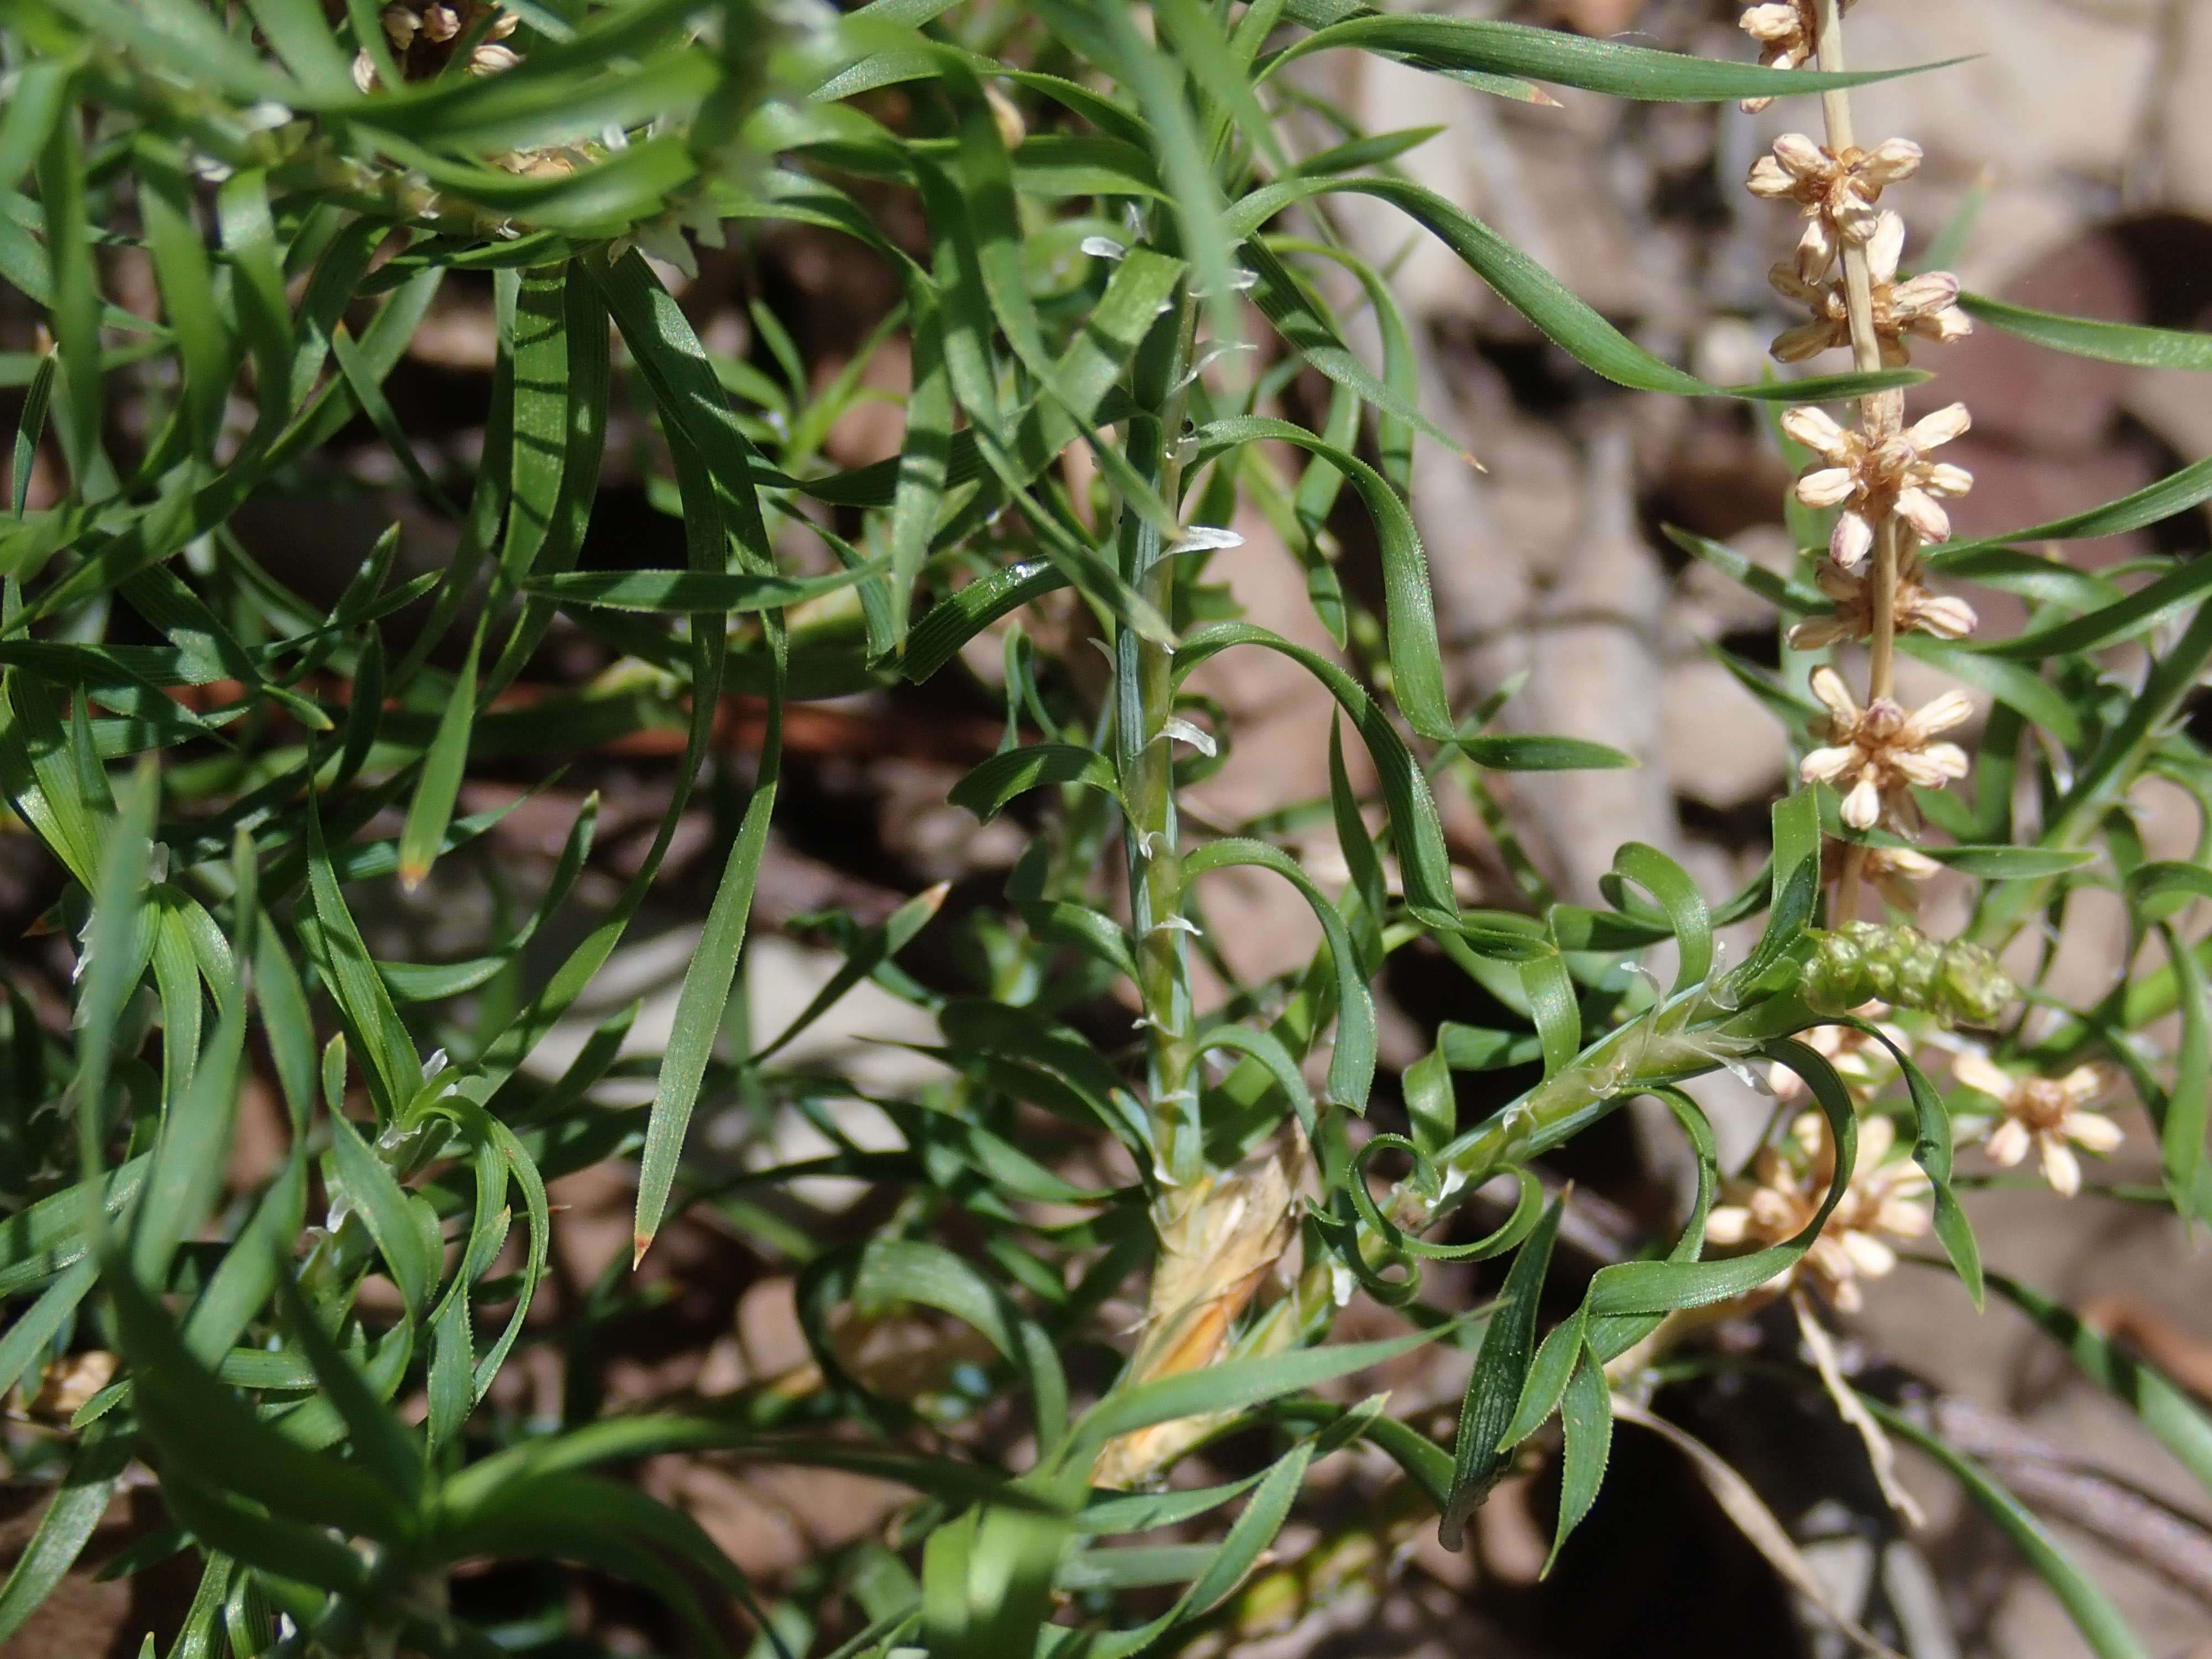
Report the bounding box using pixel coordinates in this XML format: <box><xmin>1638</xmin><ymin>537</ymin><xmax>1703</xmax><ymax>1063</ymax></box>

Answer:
<box><xmin>1803</xmin><ymin>922</ymin><xmax>2015</xmax><ymax>1027</ymax></box>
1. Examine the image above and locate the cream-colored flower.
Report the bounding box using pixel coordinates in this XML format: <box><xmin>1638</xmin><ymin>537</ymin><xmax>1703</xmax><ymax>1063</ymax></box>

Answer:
<box><xmin>1952</xmin><ymin>1053</ymin><xmax>2121</xmax><ymax>1197</ymax></box>
<box><xmin>1799</xmin><ymin>666</ymin><xmax>1973</xmax><ymax>833</ymax></box>
<box><xmin>1766</xmin><ymin>1001</ymin><xmax>1905</xmax><ymax>1102</ymax></box>
<box><xmin>1738</xmin><ymin>0</ymin><xmax>1856</xmax><ymax>113</ymax></box>
<box><xmin>1788</xmin><ymin>555</ymin><xmax>1979</xmax><ymax>650</ymax></box>
<box><xmin>1770</xmin><ymin>213</ymin><xmax>1973</xmax><ymax>366</ymax></box>
<box><xmin>1707</xmin><ymin>1112</ymin><xmax>1930</xmax><ymax>1313</ymax></box>
<box><xmin>1749</xmin><ymin>134</ymin><xmax>1923</xmax><ymax>278</ymax></box>
<box><xmin>1785</xmin><ymin>399</ymin><xmax>1975</xmax><ymax>568</ymax></box>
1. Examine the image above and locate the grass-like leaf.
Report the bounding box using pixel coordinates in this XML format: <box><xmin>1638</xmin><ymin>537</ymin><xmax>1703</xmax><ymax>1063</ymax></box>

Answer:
<box><xmin>1961</xmin><ymin>292</ymin><xmax>2212</xmax><ymax>371</ymax></box>
<box><xmin>1863</xmin><ymin>1398</ymin><xmax>2153</xmax><ymax>1659</ymax></box>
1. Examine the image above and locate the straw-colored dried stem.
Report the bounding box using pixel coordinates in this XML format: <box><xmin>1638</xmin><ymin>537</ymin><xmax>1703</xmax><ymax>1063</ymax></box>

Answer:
<box><xmin>1814</xmin><ymin>0</ymin><xmax>1903</xmax><ymax>875</ymax></box>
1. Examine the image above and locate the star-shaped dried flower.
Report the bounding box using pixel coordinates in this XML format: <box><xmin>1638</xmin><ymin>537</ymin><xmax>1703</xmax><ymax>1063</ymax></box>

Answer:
<box><xmin>1799</xmin><ymin>666</ymin><xmax>1973</xmax><ymax>833</ymax></box>
<box><xmin>1707</xmin><ymin>1112</ymin><xmax>1929</xmax><ymax>1313</ymax></box>
<box><xmin>1738</xmin><ymin>0</ymin><xmax>1857</xmax><ymax>113</ymax></box>
<box><xmin>1770</xmin><ymin>213</ymin><xmax>1973</xmax><ymax>366</ymax></box>
<box><xmin>1749</xmin><ymin>134</ymin><xmax>1923</xmax><ymax>278</ymax></box>
<box><xmin>1785</xmin><ymin>399</ymin><xmax>1975</xmax><ymax>568</ymax></box>
<box><xmin>1788</xmin><ymin>556</ymin><xmax>1979</xmax><ymax>650</ymax></box>
<box><xmin>1952</xmin><ymin>1054</ymin><xmax>2121</xmax><ymax>1197</ymax></box>
<box><xmin>356</xmin><ymin>1</ymin><xmax>519</xmax><ymax>89</ymax></box>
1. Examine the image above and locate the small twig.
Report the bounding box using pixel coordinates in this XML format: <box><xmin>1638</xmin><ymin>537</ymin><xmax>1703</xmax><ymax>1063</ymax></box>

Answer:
<box><xmin>1931</xmin><ymin>1394</ymin><xmax>2212</xmax><ymax>1611</ymax></box>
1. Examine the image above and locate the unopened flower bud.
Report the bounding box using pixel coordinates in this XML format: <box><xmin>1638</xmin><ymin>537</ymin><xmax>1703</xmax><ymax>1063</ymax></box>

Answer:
<box><xmin>1804</xmin><ymin>923</ymin><xmax>2014</xmax><ymax>1027</ymax></box>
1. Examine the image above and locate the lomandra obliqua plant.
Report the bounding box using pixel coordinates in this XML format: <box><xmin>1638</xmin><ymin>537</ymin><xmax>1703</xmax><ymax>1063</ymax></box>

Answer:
<box><xmin>2</xmin><ymin>0</ymin><xmax>2209</xmax><ymax>1653</ymax></box>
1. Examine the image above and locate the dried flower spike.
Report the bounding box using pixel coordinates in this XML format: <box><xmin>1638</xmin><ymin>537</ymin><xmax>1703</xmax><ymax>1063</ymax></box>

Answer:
<box><xmin>1953</xmin><ymin>1055</ymin><xmax>2121</xmax><ymax>1197</ymax></box>
<box><xmin>1800</xmin><ymin>666</ymin><xmax>1971</xmax><ymax>832</ymax></box>
<box><xmin>1770</xmin><ymin>213</ymin><xmax>1972</xmax><ymax>366</ymax></box>
<box><xmin>1786</xmin><ymin>400</ymin><xmax>1974</xmax><ymax>568</ymax></box>
<box><xmin>1789</xmin><ymin>556</ymin><xmax>1978</xmax><ymax>650</ymax></box>
<box><xmin>1749</xmin><ymin>134</ymin><xmax>1923</xmax><ymax>278</ymax></box>
<box><xmin>1708</xmin><ymin>1112</ymin><xmax>1929</xmax><ymax>1312</ymax></box>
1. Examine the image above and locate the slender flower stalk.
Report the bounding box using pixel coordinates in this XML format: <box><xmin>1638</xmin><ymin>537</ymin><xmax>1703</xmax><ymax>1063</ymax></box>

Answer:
<box><xmin>1751</xmin><ymin>0</ymin><xmax>1976</xmax><ymax>921</ymax></box>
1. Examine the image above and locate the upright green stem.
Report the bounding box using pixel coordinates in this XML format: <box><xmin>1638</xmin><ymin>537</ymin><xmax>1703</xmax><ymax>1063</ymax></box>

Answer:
<box><xmin>1117</xmin><ymin>285</ymin><xmax>1204</xmax><ymax>1188</ymax></box>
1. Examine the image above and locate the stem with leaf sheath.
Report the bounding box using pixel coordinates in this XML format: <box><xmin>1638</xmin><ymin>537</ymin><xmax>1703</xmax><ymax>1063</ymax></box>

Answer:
<box><xmin>1118</xmin><ymin>284</ymin><xmax>1204</xmax><ymax>1190</ymax></box>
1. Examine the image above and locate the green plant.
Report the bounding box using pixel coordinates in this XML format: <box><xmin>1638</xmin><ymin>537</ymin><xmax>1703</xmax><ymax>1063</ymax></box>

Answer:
<box><xmin>1</xmin><ymin>2</ymin><xmax>2208</xmax><ymax>1655</ymax></box>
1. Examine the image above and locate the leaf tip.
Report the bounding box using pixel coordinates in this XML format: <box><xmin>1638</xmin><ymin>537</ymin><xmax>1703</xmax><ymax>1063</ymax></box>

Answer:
<box><xmin>632</xmin><ymin>1229</ymin><xmax>654</xmax><ymax>1271</ymax></box>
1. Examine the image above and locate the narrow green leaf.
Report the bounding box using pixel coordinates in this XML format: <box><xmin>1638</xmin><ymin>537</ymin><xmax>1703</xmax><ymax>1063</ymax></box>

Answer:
<box><xmin>1961</xmin><ymin>292</ymin><xmax>2212</xmax><ymax>372</ymax></box>
<box><xmin>9</xmin><ymin>349</ymin><xmax>54</xmax><ymax>517</ymax></box>
<box><xmin>1863</xmin><ymin>1399</ymin><xmax>2153</xmax><ymax>1659</ymax></box>
<box><xmin>0</xmin><ymin>1417</ymin><xmax>134</xmax><ymax>1640</ymax></box>
<box><xmin>0</xmin><ymin>1258</ymin><xmax>96</xmax><ymax>1403</ymax></box>
<box><xmin>1230</xmin><ymin>176</ymin><xmax>1705</xmax><ymax>394</ymax></box>
<box><xmin>241</xmin><ymin>0</ymin><xmax>356</xmax><ymax>96</ymax></box>
<box><xmin>1072</xmin><ymin>1327</ymin><xmax>1443</xmax><ymax>1463</ymax></box>
<box><xmin>274</xmin><ymin>1267</ymin><xmax>424</xmax><ymax>1506</ymax></box>
<box><xmin>1243</xmin><ymin>238</ymin><xmax>1468</xmax><ymax>462</ymax></box>
<box><xmin>1933</xmin><ymin>546</ymin><xmax>2124</xmax><ymax>612</ymax></box>
<box><xmin>36</xmin><ymin>97</ymin><xmax>103</xmax><ymax>487</ymax></box>
<box><xmin>902</xmin><ymin>560</ymin><xmax>1068</xmax><ymax>682</ymax></box>
<box><xmin>105</xmin><ymin>1266</ymin><xmax>408</xmax><ymax>1542</ymax></box>
<box><xmin>1176</xmin><ymin>622</ymin><xmax>1459</xmax><ymax>922</ymax></box>
<box><xmin>1195</xmin><ymin>416</ymin><xmax>1453</xmax><ymax>739</ymax></box>
<box><xmin>1438</xmin><ymin>1196</ymin><xmax>1563</xmax><ymax>1549</ymax></box>
<box><xmin>1461</xmin><ymin>732</ymin><xmax>1637</xmax><ymax>773</ymax></box>
<box><xmin>1976</xmin><ymin>1271</ymin><xmax>2212</xmax><ymax>1501</ymax></box>
<box><xmin>0</xmin><ymin>61</ymin><xmax>69</xmax><ymax>200</ymax></box>
<box><xmin>525</xmin><ymin>563</ymin><xmax>883</xmax><ymax>613</ymax></box>
<box><xmin>2157</xmin><ymin>921</ymin><xmax>2210</xmax><ymax>1218</ymax></box>
<box><xmin>1588</xmin><ymin>1040</ymin><xmax>1858</xmax><ymax>1314</ymax></box>
<box><xmin>304</xmin><ymin>801</ymin><xmax>420</xmax><ymax>1117</ymax></box>
<box><xmin>633</xmin><ymin>776</ymin><xmax>778</xmax><ymax>1262</ymax></box>
<box><xmin>398</xmin><ymin>621</ymin><xmax>482</xmax><ymax>892</ymax></box>
<box><xmin>1186</xmin><ymin>838</ymin><xmax>1378</xmax><ymax>1109</ymax></box>
<box><xmin>1917</xmin><ymin>843</ymin><xmax>2099</xmax><ymax>879</ymax></box>
<box><xmin>1855</xmin><ymin>1026</ymin><xmax>1981</xmax><ymax>1306</ymax></box>
<box><xmin>951</xmin><ymin>743</ymin><xmax>1118</xmax><ymax>819</ymax></box>
<box><xmin>134</xmin><ymin>135</ymin><xmax>229</xmax><ymax>458</ymax></box>
<box><xmin>1269</xmin><ymin>15</ymin><xmax>1959</xmax><ymax>104</ymax></box>
<box><xmin>325</xmin><ymin>1112</ymin><xmax>440</xmax><ymax>1318</ymax></box>
<box><xmin>1519</xmin><ymin>951</ymin><xmax>1580</xmax><ymax>1079</ymax></box>
<box><xmin>1611</xmin><ymin>843</ymin><xmax>1710</xmax><ymax>993</ymax></box>
<box><xmin>1932</xmin><ymin>451</ymin><xmax>2212</xmax><ymax>555</ymax></box>
<box><xmin>1725</xmin><ymin>367</ymin><xmax>1931</xmax><ymax>402</ymax></box>
<box><xmin>182</xmin><ymin>1152</ymin><xmax>307</xmax><ymax>1363</ymax></box>
<box><xmin>1899</xmin><ymin>637</ymin><xmax>2084</xmax><ymax>750</ymax></box>
<box><xmin>1542</xmin><ymin>1348</ymin><xmax>1613</xmax><ymax>1573</ymax></box>
<box><xmin>1973</xmin><ymin>552</ymin><xmax>2212</xmax><ymax>661</ymax></box>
